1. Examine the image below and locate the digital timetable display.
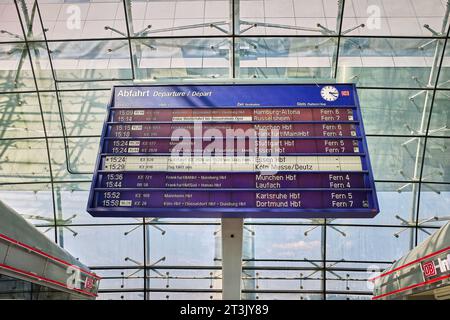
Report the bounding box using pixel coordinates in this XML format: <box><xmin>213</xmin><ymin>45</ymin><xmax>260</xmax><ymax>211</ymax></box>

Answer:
<box><xmin>87</xmin><ymin>84</ymin><xmax>379</xmax><ymax>218</ymax></box>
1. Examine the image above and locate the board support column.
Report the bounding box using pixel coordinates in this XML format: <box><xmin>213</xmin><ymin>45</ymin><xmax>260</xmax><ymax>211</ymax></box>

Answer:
<box><xmin>221</xmin><ymin>218</ymin><xmax>244</xmax><ymax>300</ymax></box>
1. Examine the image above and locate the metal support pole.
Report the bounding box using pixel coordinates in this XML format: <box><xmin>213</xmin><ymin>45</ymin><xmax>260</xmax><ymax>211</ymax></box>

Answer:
<box><xmin>321</xmin><ymin>220</ymin><xmax>327</xmax><ymax>300</ymax></box>
<box><xmin>231</xmin><ymin>0</ymin><xmax>240</xmax><ymax>78</ymax></box>
<box><xmin>221</xmin><ymin>218</ymin><xmax>243</xmax><ymax>300</ymax></box>
<box><xmin>56</xmin><ymin>186</ymin><xmax>64</xmax><ymax>247</ymax></box>
<box><xmin>331</xmin><ymin>0</ymin><xmax>345</xmax><ymax>79</ymax></box>
<box><xmin>145</xmin><ymin>222</ymin><xmax>151</xmax><ymax>300</ymax></box>
<box><xmin>123</xmin><ymin>0</ymin><xmax>137</xmax><ymax>80</ymax></box>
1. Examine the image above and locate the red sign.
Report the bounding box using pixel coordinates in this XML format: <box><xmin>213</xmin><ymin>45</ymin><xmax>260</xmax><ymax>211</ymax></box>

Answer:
<box><xmin>421</xmin><ymin>261</ymin><xmax>437</xmax><ymax>277</ymax></box>
<box><xmin>84</xmin><ymin>277</ymin><xmax>95</xmax><ymax>290</ymax></box>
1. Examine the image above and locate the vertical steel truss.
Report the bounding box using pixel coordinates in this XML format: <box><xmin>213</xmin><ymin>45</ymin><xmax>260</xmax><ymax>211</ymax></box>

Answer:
<box><xmin>12</xmin><ymin>0</ymin><xmax>58</xmax><ymax>244</ymax></box>
<box><xmin>396</xmin><ymin>0</ymin><xmax>450</xmax><ymax>249</ymax></box>
<box><xmin>2</xmin><ymin>0</ymin><xmax>450</xmax><ymax>300</ymax></box>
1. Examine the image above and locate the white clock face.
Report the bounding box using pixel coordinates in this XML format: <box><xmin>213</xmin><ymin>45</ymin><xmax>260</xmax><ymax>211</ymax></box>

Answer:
<box><xmin>321</xmin><ymin>85</ymin><xmax>339</xmax><ymax>101</ymax></box>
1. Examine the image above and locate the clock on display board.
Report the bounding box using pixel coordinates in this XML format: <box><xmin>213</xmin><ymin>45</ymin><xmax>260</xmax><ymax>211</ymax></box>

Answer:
<box><xmin>321</xmin><ymin>85</ymin><xmax>339</xmax><ymax>101</ymax></box>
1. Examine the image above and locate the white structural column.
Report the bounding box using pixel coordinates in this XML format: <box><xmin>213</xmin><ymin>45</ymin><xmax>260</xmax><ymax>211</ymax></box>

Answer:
<box><xmin>221</xmin><ymin>218</ymin><xmax>244</xmax><ymax>300</ymax></box>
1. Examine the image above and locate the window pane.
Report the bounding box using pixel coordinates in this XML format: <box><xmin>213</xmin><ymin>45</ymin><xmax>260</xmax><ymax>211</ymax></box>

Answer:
<box><xmin>97</xmin><ymin>269</ymin><xmax>144</xmax><ymax>293</ymax></box>
<box><xmin>98</xmin><ymin>292</ymin><xmax>144</xmax><ymax>300</ymax></box>
<box><xmin>48</xmin><ymin>40</ymin><xmax>132</xmax><ymax>81</ymax></box>
<box><xmin>239</xmin><ymin>0</ymin><xmax>339</xmax><ymax>36</ymax></box>
<box><xmin>418</xmin><ymin>183</ymin><xmax>450</xmax><ymax>227</ymax></box>
<box><xmin>332</xmin><ymin>182</ymin><xmax>415</xmax><ymax>226</ymax></box>
<box><xmin>0</xmin><ymin>138</ymin><xmax>51</xmax><ymax>183</ymax></box>
<box><xmin>237</xmin><ymin>37</ymin><xmax>334</xmax><ymax>79</ymax></box>
<box><xmin>38</xmin><ymin>0</ymin><xmax>127</xmax><ymax>41</ymax></box>
<box><xmin>0</xmin><ymin>0</ymin><xmax>449</xmax><ymax>301</ymax></box>
<box><xmin>343</xmin><ymin>0</ymin><xmax>450</xmax><ymax>37</ymax></box>
<box><xmin>58</xmin><ymin>90</ymin><xmax>109</xmax><ymax>137</ymax></box>
<box><xmin>133</xmin><ymin>38</ymin><xmax>231</xmax><ymax>80</ymax></box>
<box><xmin>0</xmin><ymin>43</ymin><xmax>35</xmax><ymax>92</ymax></box>
<box><xmin>48</xmin><ymin>137</ymin><xmax>98</xmax><ymax>180</ymax></box>
<box><xmin>358</xmin><ymin>88</ymin><xmax>432</xmax><ymax>135</ymax></box>
<box><xmin>61</xmin><ymin>225</ymin><xmax>143</xmax><ymax>266</ymax></box>
<box><xmin>428</xmin><ymin>90</ymin><xmax>450</xmax><ymax>137</ymax></box>
<box><xmin>0</xmin><ymin>183</ymin><xmax>54</xmax><ymax>225</ymax></box>
<box><xmin>422</xmin><ymin>137</ymin><xmax>450</xmax><ymax>183</ymax></box>
<box><xmin>367</xmin><ymin>136</ymin><xmax>424</xmax><ymax>181</ymax></box>
<box><xmin>326</xmin><ymin>271</ymin><xmax>372</xmax><ymax>293</ymax></box>
<box><xmin>337</xmin><ymin>38</ymin><xmax>445</xmax><ymax>88</ymax></box>
<box><xmin>150</xmin><ymin>224</ymin><xmax>217</xmax><ymax>266</ymax></box>
<box><xmin>437</xmin><ymin>41</ymin><xmax>450</xmax><ymax>88</ymax></box>
<box><xmin>252</xmin><ymin>225</ymin><xmax>323</xmax><ymax>261</ymax></box>
<box><xmin>130</xmin><ymin>0</ymin><xmax>231</xmax><ymax>37</ymax></box>
<box><xmin>53</xmin><ymin>182</ymin><xmax>140</xmax><ymax>225</ymax></box>
<box><xmin>327</xmin><ymin>226</ymin><xmax>411</xmax><ymax>262</ymax></box>
<box><xmin>0</xmin><ymin>1</ymin><xmax>23</xmax><ymax>42</ymax></box>
<box><xmin>150</xmin><ymin>269</ymin><xmax>218</xmax><ymax>293</ymax></box>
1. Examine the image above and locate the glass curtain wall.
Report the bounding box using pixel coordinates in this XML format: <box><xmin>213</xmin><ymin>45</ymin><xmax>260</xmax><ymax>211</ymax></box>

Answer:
<box><xmin>0</xmin><ymin>0</ymin><xmax>449</xmax><ymax>300</ymax></box>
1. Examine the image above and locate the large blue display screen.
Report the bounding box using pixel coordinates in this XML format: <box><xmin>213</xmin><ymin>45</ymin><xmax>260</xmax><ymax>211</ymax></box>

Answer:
<box><xmin>87</xmin><ymin>84</ymin><xmax>379</xmax><ymax>218</ymax></box>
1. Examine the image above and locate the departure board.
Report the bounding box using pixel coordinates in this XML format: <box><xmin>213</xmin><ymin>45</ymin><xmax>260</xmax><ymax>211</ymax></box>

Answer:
<box><xmin>87</xmin><ymin>84</ymin><xmax>379</xmax><ymax>218</ymax></box>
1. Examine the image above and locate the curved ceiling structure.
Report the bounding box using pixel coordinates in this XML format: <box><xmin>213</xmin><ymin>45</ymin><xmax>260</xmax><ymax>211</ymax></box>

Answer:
<box><xmin>0</xmin><ymin>0</ymin><xmax>449</xmax><ymax>299</ymax></box>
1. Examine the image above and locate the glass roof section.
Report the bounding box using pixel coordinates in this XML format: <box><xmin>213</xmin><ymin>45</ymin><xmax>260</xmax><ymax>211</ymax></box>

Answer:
<box><xmin>0</xmin><ymin>0</ymin><xmax>449</xmax><ymax>300</ymax></box>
